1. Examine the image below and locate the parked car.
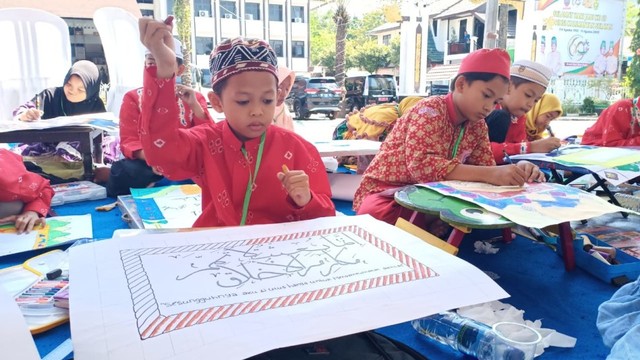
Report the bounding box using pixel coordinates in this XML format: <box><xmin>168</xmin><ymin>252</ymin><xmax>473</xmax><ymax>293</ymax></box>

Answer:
<box><xmin>344</xmin><ymin>75</ymin><xmax>397</xmax><ymax>112</ymax></box>
<box><xmin>286</xmin><ymin>76</ymin><xmax>342</xmax><ymax>119</ymax></box>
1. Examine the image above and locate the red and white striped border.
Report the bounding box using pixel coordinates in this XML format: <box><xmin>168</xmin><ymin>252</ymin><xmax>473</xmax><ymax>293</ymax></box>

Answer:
<box><xmin>120</xmin><ymin>225</ymin><xmax>438</xmax><ymax>339</ymax></box>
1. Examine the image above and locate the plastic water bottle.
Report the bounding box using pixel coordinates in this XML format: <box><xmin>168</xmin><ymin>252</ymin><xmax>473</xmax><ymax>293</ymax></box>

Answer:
<box><xmin>411</xmin><ymin>311</ymin><xmax>526</xmax><ymax>360</ymax></box>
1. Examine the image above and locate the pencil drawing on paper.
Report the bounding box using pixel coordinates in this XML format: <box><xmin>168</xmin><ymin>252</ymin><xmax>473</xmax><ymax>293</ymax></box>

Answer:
<box><xmin>119</xmin><ymin>225</ymin><xmax>438</xmax><ymax>339</ymax></box>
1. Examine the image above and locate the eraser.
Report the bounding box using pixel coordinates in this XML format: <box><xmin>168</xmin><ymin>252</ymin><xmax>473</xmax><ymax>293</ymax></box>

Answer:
<box><xmin>46</xmin><ymin>268</ymin><xmax>63</xmax><ymax>280</ymax></box>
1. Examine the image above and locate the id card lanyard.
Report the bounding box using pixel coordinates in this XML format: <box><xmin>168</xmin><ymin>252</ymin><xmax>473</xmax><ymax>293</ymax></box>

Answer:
<box><xmin>239</xmin><ymin>132</ymin><xmax>266</xmax><ymax>225</ymax></box>
<box><xmin>450</xmin><ymin>124</ymin><xmax>466</xmax><ymax>158</ymax></box>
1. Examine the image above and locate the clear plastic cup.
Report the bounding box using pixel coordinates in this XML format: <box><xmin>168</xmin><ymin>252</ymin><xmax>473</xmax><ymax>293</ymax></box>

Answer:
<box><xmin>491</xmin><ymin>322</ymin><xmax>542</xmax><ymax>360</ymax></box>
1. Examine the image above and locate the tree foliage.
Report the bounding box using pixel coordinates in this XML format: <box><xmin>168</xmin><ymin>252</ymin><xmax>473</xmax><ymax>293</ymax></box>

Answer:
<box><xmin>174</xmin><ymin>0</ymin><xmax>193</xmax><ymax>86</ymax></box>
<box><xmin>626</xmin><ymin>2</ymin><xmax>640</xmax><ymax>97</ymax></box>
<box><xmin>352</xmin><ymin>40</ymin><xmax>391</xmax><ymax>73</ymax></box>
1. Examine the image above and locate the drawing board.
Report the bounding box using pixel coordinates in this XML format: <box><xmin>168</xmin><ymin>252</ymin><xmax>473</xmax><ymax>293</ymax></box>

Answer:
<box><xmin>70</xmin><ymin>215</ymin><xmax>507</xmax><ymax>360</ymax></box>
<box><xmin>419</xmin><ymin>181</ymin><xmax>635</xmax><ymax>228</ymax></box>
<box><xmin>0</xmin><ymin>112</ymin><xmax>119</xmax><ymax>133</ymax></box>
<box><xmin>0</xmin><ymin>214</ymin><xmax>92</xmax><ymax>257</ymax></box>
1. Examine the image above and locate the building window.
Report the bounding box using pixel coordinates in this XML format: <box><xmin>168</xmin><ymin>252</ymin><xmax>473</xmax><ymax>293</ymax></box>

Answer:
<box><xmin>271</xmin><ymin>40</ymin><xmax>284</xmax><ymax>57</ymax></box>
<box><xmin>291</xmin><ymin>6</ymin><xmax>304</xmax><ymax>23</ymax></box>
<box><xmin>167</xmin><ymin>0</ymin><xmax>175</xmax><ymax>15</ymax></box>
<box><xmin>432</xmin><ymin>19</ymin><xmax>438</xmax><ymax>37</ymax></box>
<box><xmin>220</xmin><ymin>1</ymin><xmax>237</xmax><ymax>19</ymax></box>
<box><xmin>269</xmin><ymin>4</ymin><xmax>283</xmax><ymax>21</ymax></box>
<box><xmin>292</xmin><ymin>41</ymin><xmax>304</xmax><ymax>58</ymax></box>
<box><xmin>245</xmin><ymin>2</ymin><xmax>260</xmax><ymax>20</ymax></box>
<box><xmin>137</xmin><ymin>0</ymin><xmax>153</xmax><ymax>4</ymax></box>
<box><xmin>196</xmin><ymin>37</ymin><xmax>214</xmax><ymax>55</ymax></box>
<box><xmin>382</xmin><ymin>34</ymin><xmax>391</xmax><ymax>45</ymax></box>
<box><xmin>194</xmin><ymin>0</ymin><xmax>212</xmax><ymax>15</ymax></box>
<box><xmin>141</xmin><ymin>9</ymin><xmax>154</xmax><ymax>18</ymax></box>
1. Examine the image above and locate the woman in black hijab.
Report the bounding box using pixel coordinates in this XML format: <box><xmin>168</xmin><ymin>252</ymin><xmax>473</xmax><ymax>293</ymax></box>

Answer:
<box><xmin>14</xmin><ymin>60</ymin><xmax>106</xmax><ymax>121</ymax></box>
<box><xmin>11</xmin><ymin>60</ymin><xmax>107</xmax><ymax>182</ymax></box>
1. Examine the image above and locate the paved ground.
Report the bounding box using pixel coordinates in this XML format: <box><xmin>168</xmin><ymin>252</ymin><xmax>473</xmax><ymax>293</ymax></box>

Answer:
<box><xmin>208</xmin><ymin>108</ymin><xmax>597</xmax><ymax>143</ymax></box>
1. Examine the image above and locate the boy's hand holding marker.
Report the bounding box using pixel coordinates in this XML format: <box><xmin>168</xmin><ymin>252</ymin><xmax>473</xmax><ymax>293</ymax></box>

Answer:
<box><xmin>139</xmin><ymin>16</ymin><xmax>177</xmax><ymax>79</ymax></box>
<box><xmin>279</xmin><ymin>164</ymin><xmax>312</xmax><ymax>207</ymax></box>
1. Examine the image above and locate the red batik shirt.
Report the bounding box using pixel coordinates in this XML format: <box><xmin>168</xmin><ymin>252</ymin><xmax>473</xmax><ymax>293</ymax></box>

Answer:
<box><xmin>139</xmin><ymin>67</ymin><xmax>335</xmax><ymax>227</ymax></box>
<box><xmin>353</xmin><ymin>94</ymin><xmax>496</xmax><ymax>210</ymax></box>
<box><xmin>0</xmin><ymin>150</ymin><xmax>54</xmax><ymax>217</ymax></box>
<box><xmin>582</xmin><ymin>98</ymin><xmax>640</xmax><ymax>147</ymax></box>
<box><xmin>488</xmin><ymin>104</ymin><xmax>530</xmax><ymax>164</ymax></box>
<box><xmin>119</xmin><ymin>87</ymin><xmax>210</xmax><ymax>159</ymax></box>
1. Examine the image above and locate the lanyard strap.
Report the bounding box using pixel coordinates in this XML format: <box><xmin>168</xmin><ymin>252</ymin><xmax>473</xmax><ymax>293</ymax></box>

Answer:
<box><xmin>451</xmin><ymin>124</ymin><xmax>466</xmax><ymax>158</ymax></box>
<box><xmin>240</xmin><ymin>132</ymin><xmax>266</xmax><ymax>225</ymax></box>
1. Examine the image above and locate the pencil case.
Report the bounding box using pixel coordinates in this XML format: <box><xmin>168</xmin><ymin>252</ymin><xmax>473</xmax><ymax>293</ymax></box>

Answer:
<box><xmin>557</xmin><ymin>234</ymin><xmax>640</xmax><ymax>285</ymax></box>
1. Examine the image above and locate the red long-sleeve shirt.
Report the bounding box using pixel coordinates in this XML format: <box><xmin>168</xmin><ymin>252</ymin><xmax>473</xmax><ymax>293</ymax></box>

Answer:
<box><xmin>0</xmin><ymin>150</ymin><xmax>53</xmax><ymax>217</ymax></box>
<box><xmin>119</xmin><ymin>87</ymin><xmax>210</xmax><ymax>159</ymax></box>
<box><xmin>487</xmin><ymin>107</ymin><xmax>530</xmax><ymax>165</ymax></box>
<box><xmin>582</xmin><ymin>98</ymin><xmax>640</xmax><ymax>147</ymax></box>
<box><xmin>139</xmin><ymin>67</ymin><xmax>335</xmax><ymax>227</ymax></box>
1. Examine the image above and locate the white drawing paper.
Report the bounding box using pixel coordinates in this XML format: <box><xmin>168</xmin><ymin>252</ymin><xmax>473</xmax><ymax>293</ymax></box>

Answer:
<box><xmin>0</xmin><ymin>287</ymin><xmax>40</xmax><ymax>360</ymax></box>
<box><xmin>70</xmin><ymin>215</ymin><xmax>508</xmax><ymax>360</ymax></box>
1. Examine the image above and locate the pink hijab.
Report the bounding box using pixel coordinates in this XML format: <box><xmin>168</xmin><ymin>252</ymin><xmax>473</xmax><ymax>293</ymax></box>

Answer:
<box><xmin>273</xmin><ymin>66</ymin><xmax>296</xmax><ymax>131</ymax></box>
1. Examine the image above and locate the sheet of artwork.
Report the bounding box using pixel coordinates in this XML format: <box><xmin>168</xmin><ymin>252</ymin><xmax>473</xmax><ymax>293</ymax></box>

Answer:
<box><xmin>510</xmin><ymin>146</ymin><xmax>640</xmax><ymax>185</ymax></box>
<box><xmin>0</xmin><ymin>214</ymin><xmax>93</xmax><ymax>257</ymax></box>
<box><xmin>0</xmin><ymin>287</ymin><xmax>40</xmax><ymax>360</ymax></box>
<box><xmin>69</xmin><ymin>215</ymin><xmax>507</xmax><ymax>360</ymax></box>
<box><xmin>418</xmin><ymin>181</ymin><xmax>635</xmax><ymax>228</ymax></box>
<box><xmin>130</xmin><ymin>185</ymin><xmax>202</xmax><ymax>229</ymax></box>
<box><xmin>0</xmin><ymin>112</ymin><xmax>119</xmax><ymax>133</ymax></box>
<box><xmin>313</xmin><ymin>139</ymin><xmax>381</xmax><ymax>157</ymax></box>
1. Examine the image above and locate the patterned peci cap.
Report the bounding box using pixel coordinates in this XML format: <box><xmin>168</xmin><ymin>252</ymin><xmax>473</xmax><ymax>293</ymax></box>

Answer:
<box><xmin>209</xmin><ymin>37</ymin><xmax>278</xmax><ymax>88</ymax></box>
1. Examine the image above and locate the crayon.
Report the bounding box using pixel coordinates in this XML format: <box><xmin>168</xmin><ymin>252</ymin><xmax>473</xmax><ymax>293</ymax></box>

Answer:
<box><xmin>546</xmin><ymin>125</ymin><xmax>556</xmax><ymax>137</ymax></box>
<box><xmin>282</xmin><ymin>164</ymin><xmax>290</xmax><ymax>174</ymax></box>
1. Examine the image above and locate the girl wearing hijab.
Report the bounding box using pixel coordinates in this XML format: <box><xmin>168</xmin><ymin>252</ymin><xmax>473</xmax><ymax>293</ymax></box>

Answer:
<box><xmin>333</xmin><ymin>96</ymin><xmax>422</xmax><ymax>173</ymax></box>
<box><xmin>14</xmin><ymin>60</ymin><xmax>105</xmax><ymax>121</ymax></box>
<box><xmin>525</xmin><ymin>93</ymin><xmax>563</xmax><ymax>141</ymax></box>
<box><xmin>273</xmin><ymin>65</ymin><xmax>296</xmax><ymax>131</ymax></box>
<box><xmin>11</xmin><ymin>60</ymin><xmax>106</xmax><ymax>181</ymax></box>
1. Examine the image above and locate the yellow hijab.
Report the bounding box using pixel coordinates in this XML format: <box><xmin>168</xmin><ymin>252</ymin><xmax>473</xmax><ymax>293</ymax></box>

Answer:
<box><xmin>343</xmin><ymin>96</ymin><xmax>422</xmax><ymax>140</ymax></box>
<box><xmin>525</xmin><ymin>93</ymin><xmax>563</xmax><ymax>140</ymax></box>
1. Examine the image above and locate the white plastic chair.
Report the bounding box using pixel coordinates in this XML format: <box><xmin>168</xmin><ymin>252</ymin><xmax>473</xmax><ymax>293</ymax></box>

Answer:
<box><xmin>0</xmin><ymin>8</ymin><xmax>71</xmax><ymax>120</ymax></box>
<box><xmin>93</xmin><ymin>7</ymin><xmax>146</xmax><ymax>117</ymax></box>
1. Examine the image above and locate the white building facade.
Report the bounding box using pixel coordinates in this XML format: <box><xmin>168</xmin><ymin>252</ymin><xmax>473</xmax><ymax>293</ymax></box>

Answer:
<box><xmin>154</xmin><ymin>0</ymin><xmax>310</xmax><ymax>73</ymax></box>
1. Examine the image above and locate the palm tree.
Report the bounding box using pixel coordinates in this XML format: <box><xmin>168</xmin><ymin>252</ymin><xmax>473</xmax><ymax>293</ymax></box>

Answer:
<box><xmin>174</xmin><ymin>0</ymin><xmax>193</xmax><ymax>87</ymax></box>
<box><xmin>333</xmin><ymin>0</ymin><xmax>350</xmax><ymax>88</ymax></box>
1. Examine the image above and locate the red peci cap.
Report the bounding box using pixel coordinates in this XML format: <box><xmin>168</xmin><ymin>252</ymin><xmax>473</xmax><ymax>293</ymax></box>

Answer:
<box><xmin>458</xmin><ymin>48</ymin><xmax>511</xmax><ymax>79</ymax></box>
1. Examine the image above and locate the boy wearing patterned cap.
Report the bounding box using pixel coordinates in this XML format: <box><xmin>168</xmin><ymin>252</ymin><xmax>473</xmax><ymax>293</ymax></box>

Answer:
<box><xmin>100</xmin><ymin>38</ymin><xmax>210</xmax><ymax>197</ymax></box>
<box><xmin>137</xmin><ymin>17</ymin><xmax>335</xmax><ymax>227</ymax></box>
<box><xmin>354</xmin><ymin>49</ymin><xmax>545</xmax><ymax>228</ymax></box>
<box><xmin>485</xmin><ymin>59</ymin><xmax>561</xmax><ymax>164</ymax></box>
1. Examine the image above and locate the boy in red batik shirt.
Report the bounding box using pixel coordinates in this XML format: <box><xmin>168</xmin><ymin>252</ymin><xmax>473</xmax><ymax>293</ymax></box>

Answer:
<box><xmin>0</xmin><ymin>150</ymin><xmax>53</xmax><ymax>233</ymax></box>
<box><xmin>354</xmin><ymin>49</ymin><xmax>545</xmax><ymax>227</ymax></box>
<box><xmin>137</xmin><ymin>17</ymin><xmax>335</xmax><ymax>227</ymax></box>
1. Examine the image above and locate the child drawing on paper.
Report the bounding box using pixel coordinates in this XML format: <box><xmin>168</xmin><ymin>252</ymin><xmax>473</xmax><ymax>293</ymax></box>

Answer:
<box><xmin>581</xmin><ymin>97</ymin><xmax>640</xmax><ymax>147</ymax></box>
<box><xmin>525</xmin><ymin>93</ymin><xmax>563</xmax><ymax>141</ymax></box>
<box><xmin>0</xmin><ymin>150</ymin><xmax>53</xmax><ymax>233</ymax></box>
<box><xmin>353</xmin><ymin>49</ymin><xmax>545</xmax><ymax>231</ymax></box>
<box><xmin>485</xmin><ymin>60</ymin><xmax>561</xmax><ymax>164</ymax></box>
<box><xmin>137</xmin><ymin>17</ymin><xmax>335</xmax><ymax>227</ymax></box>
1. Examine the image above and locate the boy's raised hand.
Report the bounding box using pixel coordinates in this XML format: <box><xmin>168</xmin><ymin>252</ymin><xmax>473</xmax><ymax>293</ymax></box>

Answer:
<box><xmin>175</xmin><ymin>85</ymin><xmax>205</xmax><ymax>118</ymax></box>
<box><xmin>277</xmin><ymin>168</ymin><xmax>312</xmax><ymax>207</ymax></box>
<box><xmin>138</xmin><ymin>16</ymin><xmax>177</xmax><ymax>78</ymax></box>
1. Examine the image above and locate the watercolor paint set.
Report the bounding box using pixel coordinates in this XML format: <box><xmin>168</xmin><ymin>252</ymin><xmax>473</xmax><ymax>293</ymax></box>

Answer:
<box><xmin>15</xmin><ymin>278</ymin><xmax>69</xmax><ymax>306</ymax></box>
<box><xmin>51</xmin><ymin>180</ymin><xmax>106</xmax><ymax>206</ymax></box>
